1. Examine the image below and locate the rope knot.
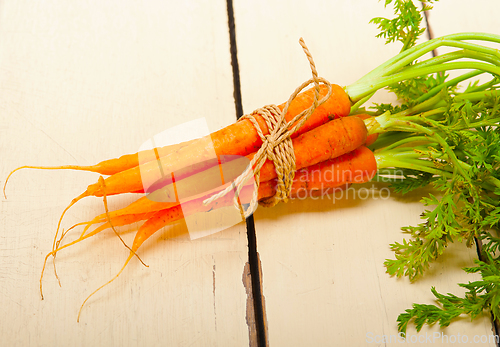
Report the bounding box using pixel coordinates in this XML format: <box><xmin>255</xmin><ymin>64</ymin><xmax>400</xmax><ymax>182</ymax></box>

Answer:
<box><xmin>203</xmin><ymin>38</ymin><xmax>334</xmax><ymax>219</ymax></box>
<box><xmin>264</xmin><ymin>141</ymin><xmax>275</xmax><ymax>157</ymax></box>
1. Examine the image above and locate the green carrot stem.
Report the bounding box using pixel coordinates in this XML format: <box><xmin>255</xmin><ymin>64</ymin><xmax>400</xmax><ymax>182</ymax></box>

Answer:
<box><xmin>349</xmin><ymin>92</ymin><xmax>376</xmax><ymax>114</ymax></box>
<box><xmin>398</xmin><ymin>108</ymin><xmax>448</xmax><ymax>126</ymax></box>
<box><xmin>395</xmin><ymin>91</ymin><xmax>448</xmax><ymax>118</ymax></box>
<box><xmin>346</xmin><ymin>33</ymin><xmax>500</xmax><ymax>103</ymax></box>
<box><xmin>464</xmin><ymin>76</ymin><xmax>500</xmax><ymax>93</ymax></box>
<box><xmin>453</xmin><ymin>90</ymin><xmax>500</xmax><ymax>103</ymax></box>
<box><xmin>354</xmin><ymin>33</ymin><xmax>500</xmax><ymax>84</ymax></box>
<box><xmin>410</xmin><ymin>50</ymin><xmax>500</xmax><ymax>73</ymax></box>
<box><xmin>379</xmin><ymin>136</ymin><xmax>434</xmax><ymax>151</ymax></box>
<box><xmin>416</xmin><ymin>70</ymin><xmax>485</xmax><ymax>104</ymax></box>
<box><xmin>347</xmin><ymin>61</ymin><xmax>500</xmax><ymax>102</ymax></box>
<box><xmin>369</xmin><ymin>132</ymin><xmax>412</xmax><ymax>151</ymax></box>
<box><xmin>376</xmin><ymin>118</ymin><xmax>471</xmax><ymax>181</ymax></box>
<box><xmin>375</xmin><ymin>153</ymin><xmax>453</xmax><ymax>178</ymax></box>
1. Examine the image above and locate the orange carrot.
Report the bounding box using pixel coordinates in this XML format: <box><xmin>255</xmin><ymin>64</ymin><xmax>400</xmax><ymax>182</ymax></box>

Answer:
<box><xmin>46</xmin><ymin>114</ymin><xmax>366</xmax><ymax>266</ymax></box>
<box><xmin>101</xmin><ymin>147</ymin><xmax>377</xmax><ymax>289</ymax></box>
<box><xmin>47</xmin><ymin>142</ymin><xmax>375</xmax><ymax>293</ymax></box>
<box><xmin>98</xmin><ymin>146</ymin><xmax>377</xmax><ymax>273</ymax></box>
<box><xmin>255</xmin><ymin>115</ymin><xmax>368</xmax><ymax>183</ymax></box>
<box><xmin>67</xmin><ymin>146</ymin><xmax>376</xmax><ymax>320</ymax></box>
<box><xmin>4</xmin><ymin>140</ymin><xmax>190</xmax><ymax>178</ymax></box>
<box><xmin>57</xmin><ymin>146</ymin><xmax>375</xmax><ymax>271</ymax></box>
<box><xmin>48</xmin><ymin>156</ymin><xmax>361</xmax><ymax>315</ymax></box>
<box><xmin>84</xmin><ymin>115</ymin><xmax>367</xmax><ymax>199</ymax></box>
<box><xmin>260</xmin><ymin>146</ymin><xmax>377</xmax><ymax>200</ymax></box>
<box><xmin>64</xmin><ymin>115</ymin><xmax>368</xmax><ymax>228</ymax></box>
<box><xmin>216</xmin><ymin>84</ymin><xmax>351</xmax><ymax>155</ymax></box>
<box><xmin>3</xmin><ymin>84</ymin><xmax>350</xmax><ymax>198</ymax></box>
<box><xmin>11</xmin><ymin>85</ymin><xmax>349</xmax><ymax>200</ymax></box>
<box><xmin>11</xmin><ymin>85</ymin><xmax>352</xmax><ymax>248</ymax></box>
<box><xmin>356</xmin><ymin>114</ymin><xmax>379</xmax><ymax>146</ymax></box>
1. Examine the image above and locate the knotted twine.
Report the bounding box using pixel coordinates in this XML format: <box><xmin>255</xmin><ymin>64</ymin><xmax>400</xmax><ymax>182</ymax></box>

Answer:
<box><xmin>203</xmin><ymin>38</ymin><xmax>333</xmax><ymax>219</ymax></box>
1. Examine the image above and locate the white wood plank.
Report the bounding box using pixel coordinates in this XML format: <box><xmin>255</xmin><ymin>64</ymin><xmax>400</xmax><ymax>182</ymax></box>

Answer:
<box><xmin>427</xmin><ymin>0</ymin><xmax>500</xmax><ymax>85</ymax></box>
<box><xmin>426</xmin><ymin>0</ymin><xmax>500</xmax><ymax>38</ymax></box>
<box><xmin>0</xmin><ymin>1</ymin><xmax>250</xmax><ymax>346</ymax></box>
<box><xmin>234</xmin><ymin>0</ymin><xmax>499</xmax><ymax>346</ymax></box>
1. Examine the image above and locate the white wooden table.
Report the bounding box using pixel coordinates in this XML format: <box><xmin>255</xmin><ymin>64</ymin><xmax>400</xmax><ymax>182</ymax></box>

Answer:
<box><xmin>1</xmin><ymin>1</ymin><xmax>499</xmax><ymax>346</ymax></box>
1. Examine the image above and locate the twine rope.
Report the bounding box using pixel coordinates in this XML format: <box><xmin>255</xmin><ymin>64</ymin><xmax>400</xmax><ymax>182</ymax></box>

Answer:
<box><xmin>203</xmin><ymin>38</ymin><xmax>333</xmax><ymax>219</ymax></box>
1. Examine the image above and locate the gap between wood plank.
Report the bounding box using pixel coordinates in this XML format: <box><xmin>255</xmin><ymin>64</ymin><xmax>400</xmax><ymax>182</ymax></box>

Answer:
<box><xmin>226</xmin><ymin>0</ymin><xmax>268</xmax><ymax>346</ymax></box>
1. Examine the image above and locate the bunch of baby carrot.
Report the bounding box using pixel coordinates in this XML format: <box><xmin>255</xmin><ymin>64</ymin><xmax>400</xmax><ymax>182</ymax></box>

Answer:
<box><xmin>5</xmin><ymin>30</ymin><xmax>500</xmax><ymax>321</ymax></box>
<box><xmin>3</xmin><ymin>79</ymin><xmax>379</xmax><ymax>319</ymax></box>
<box><xmin>7</xmin><ymin>82</ymin><xmax>376</xmax><ymax>265</ymax></box>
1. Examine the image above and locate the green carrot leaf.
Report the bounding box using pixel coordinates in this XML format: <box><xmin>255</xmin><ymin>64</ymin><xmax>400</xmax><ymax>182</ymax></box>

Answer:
<box><xmin>389</xmin><ymin>169</ymin><xmax>437</xmax><ymax>194</ymax></box>
<box><xmin>370</xmin><ymin>0</ymin><xmax>438</xmax><ymax>51</ymax></box>
<box><xmin>397</xmin><ymin>256</ymin><xmax>500</xmax><ymax>335</ymax></box>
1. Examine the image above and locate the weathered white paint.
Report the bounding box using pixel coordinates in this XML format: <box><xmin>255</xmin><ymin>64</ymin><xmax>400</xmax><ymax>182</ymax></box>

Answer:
<box><xmin>0</xmin><ymin>1</ymin><xmax>249</xmax><ymax>346</ymax></box>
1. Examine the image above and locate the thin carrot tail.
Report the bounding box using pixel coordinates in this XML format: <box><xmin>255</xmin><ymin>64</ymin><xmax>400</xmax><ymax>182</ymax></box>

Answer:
<box><xmin>41</xmin><ymin>222</ymin><xmax>91</xmax><ymax>299</ymax></box>
<box><xmin>40</xmin><ymin>251</ymin><xmax>53</xmax><ymax>300</ymax></box>
<box><xmin>98</xmin><ymin>176</ymin><xmax>148</xmax><ymax>267</ymax></box>
<box><xmin>49</xmin><ymin>219</ymin><xmax>101</xmax><ymax>288</ymax></box>
<box><xmin>40</xmin><ymin>218</ymin><xmax>140</xmax><ymax>300</ymax></box>
<box><xmin>39</xmin><ymin>232</ymin><xmax>85</xmax><ymax>301</ymax></box>
<box><xmin>41</xmin><ymin>223</ymin><xmax>91</xmax><ymax>299</ymax></box>
<box><xmin>77</xmin><ymin>251</ymin><xmax>135</xmax><ymax>322</ymax></box>
<box><xmin>3</xmin><ymin>165</ymin><xmax>100</xmax><ymax>199</ymax></box>
<box><xmin>50</xmin><ymin>190</ymin><xmax>90</xmax><ymax>287</ymax></box>
<box><xmin>52</xmin><ymin>191</ymin><xmax>90</xmax><ymax>252</ymax></box>
<box><xmin>79</xmin><ymin>219</ymin><xmax>102</xmax><ymax>239</ymax></box>
<box><xmin>6</xmin><ymin>169</ymin><xmax>90</xmax><ymax>289</ymax></box>
<box><xmin>75</xmin><ymin>211</ymin><xmax>119</xmax><ymax>240</ymax></box>
<box><xmin>55</xmin><ymin>221</ymin><xmax>92</xmax><ymax>251</ymax></box>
